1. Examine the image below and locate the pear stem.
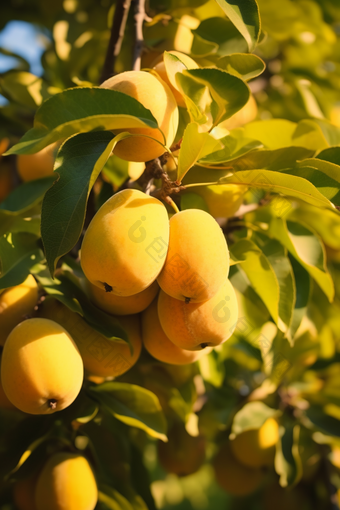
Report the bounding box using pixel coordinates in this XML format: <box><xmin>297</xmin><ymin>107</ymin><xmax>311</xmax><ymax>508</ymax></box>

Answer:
<box><xmin>48</xmin><ymin>399</ymin><xmax>58</xmax><ymax>410</ymax></box>
<box><xmin>166</xmin><ymin>197</ymin><xmax>180</xmax><ymax>214</ymax></box>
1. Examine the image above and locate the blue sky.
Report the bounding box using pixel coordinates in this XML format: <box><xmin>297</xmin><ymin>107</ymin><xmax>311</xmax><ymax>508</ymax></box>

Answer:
<box><xmin>0</xmin><ymin>20</ymin><xmax>51</xmax><ymax>76</ymax></box>
<box><xmin>0</xmin><ymin>20</ymin><xmax>51</xmax><ymax>105</ymax></box>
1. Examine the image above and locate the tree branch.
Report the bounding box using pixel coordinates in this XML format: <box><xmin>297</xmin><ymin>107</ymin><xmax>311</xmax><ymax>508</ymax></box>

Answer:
<box><xmin>132</xmin><ymin>0</ymin><xmax>147</xmax><ymax>71</ymax></box>
<box><xmin>100</xmin><ymin>0</ymin><xmax>132</xmax><ymax>83</ymax></box>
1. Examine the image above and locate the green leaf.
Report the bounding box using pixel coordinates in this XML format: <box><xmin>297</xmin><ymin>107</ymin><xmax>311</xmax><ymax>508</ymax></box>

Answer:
<box><xmin>243</xmin><ymin>119</ymin><xmax>297</xmax><ymax>149</ymax></box>
<box><xmin>192</xmin><ymin>17</ymin><xmax>247</xmax><ymax>57</ymax></box>
<box><xmin>217</xmin><ymin>169</ymin><xmax>334</xmax><ymax>209</ymax></box>
<box><xmin>180</xmin><ymin>192</ymin><xmax>209</xmax><ymax>213</ymax></box>
<box><xmin>35</xmin><ymin>269</ymin><xmax>128</xmax><ymax>342</ymax></box>
<box><xmin>0</xmin><ymin>232</ymin><xmax>41</xmax><ymax>280</ymax></box>
<box><xmin>295</xmin><ymin>80</ymin><xmax>324</xmax><ymax>120</ymax></box>
<box><xmin>256</xmin><ymin>322</ymin><xmax>279</xmax><ymax>376</ymax></box>
<box><xmin>0</xmin><ymin>48</ymin><xmax>30</xmax><ymax>72</ymax></box>
<box><xmin>174</xmin><ymin>72</ymin><xmax>209</xmax><ymax>124</ymax></box>
<box><xmin>199</xmin><ymin>387</ymin><xmax>238</xmax><ymax>437</ymax></box>
<box><xmin>191</xmin><ymin>32</ymin><xmax>219</xmax><ymax>57</ymax></box>
<box><xmin>41</xmin><ymin>132</ymin><xmax>123</xmax><ymax>276</ymax></box>
<box><xmin>0</xmin><ymin>212</ymin><xmax>42</xmax><ymax>239</ymax></box>
<box><xmin>307</xmin><ymin>119</ymin><xmax>340</xmax><ymax>147</ymax></box>
<box><xmin>5</xmin><ymin>87</ymin><xmax>159</xmax><ymax>155</ymax></box>
<box><xmin>292</xmin><ymin>119</ymin><xmax>329</xmax><ymax>152</ymax></box>
<box><xmin>289</xmin><ymin>256</ymin><xmax>310</xmax><ymax>340</ymax></box>
<box><xmin>230</xmin><ymin>401</ymin><xmax>279</xmax><ymax>437</ymax></box>
<box><xmin>265</xmin><ymin>217</ymin><xmax>334</xmax><ymax>302</ymax></box>
<box><xmin>183</xmin><ymin>147</ymin><xmax>313</xmax><ymax>188</ymax></box>
<box><xmin>230</xmin><ymin>238</ymin><xmax>281</xmax><ymax>329</ymax></box>
<box><xmin>291</xmin><ymin>158</ymin><xmax>340</xmax><ymax>206</ymax></box>
<box><xmin>305</xmin><ymin>405</ymin><xmax>340</xmax><ymax>437</ymax></box>
<box><xmin>317</xmin><ymin>147</ymin><xmax>340</xmax><ymax>166</ymax></box>
<box><xmin>88</xmin><ymin>382</ymin><xmax>167</xmax><ymax>441</ymax></box>
<box><xmin>102</xmin><ymin>155</ymin><xmax>130</xmax><ymax>188</ymax></box>
<box><xmin>198</xmin><ymin>349</ymin><xmax>225</xmax><ymax>388</ymax></box>
<box><xmin>287</xmin><ymin>204</ymin><xmax>340</xmax><ymax>251</ymax></box>
<box><xmin>59</xmin><ymin>391</ymin><xmax>99</xmax><ymax>425</ymax></box>
<box><xmin>0</xmin><ymin>415</ymin><xmax>60</xmax><ymax>481</ymax></box>
<box><xmin>275</xmin><ymin>423</ymin><xmax>302</xmax><ymax>488</ymax></box>
<box><xmin>215</xmin><ymin>0</ymin><xmax>261</xmax><ymax>52</ymax></box>
<box><xmin>177</xmin><ymin>68</ymin><xmax>250</xmax><ymax>126</ymax></box>
<box><xmin>199</xmin><ymin>130</ymin><xmax>263</xmax><ymax>165</ymax></box>
<box><xmin>98</xmin><ymin>489</ymin><xmax>134</xmax><ymax>510</ymax></box>
<box><xmin>253</xmin><ymin>233</ymin><xmax>296</xmax><ymax>335</ymax></box>
<box><xmin>0</xmin><ymin>246</ymin><xmax>44</xmax><ymax>291</ymax></box>
<box><xmin>0</xmin><ymin>176</ymin><xmax>56</xmax><ymax>214</ymax></box>
<box><xmin>229</xmin><ymin>265</ymin><xmax>270</xmax><ymax>332</ymax></box>
<box><xmin>177</xmin><ymin>122</ymin><xmax>222</xmax><ymax>181</ymax></box>
<box><xmin>0</xmin><ymin>71</ymin><xmax>61</xmax><ymax>108</ymax></box>
<box><xmin>130</xmin><ymin>444</ymin><xmax>157</xmax><ymax>510</ymax></box>
<box><xmin>217</xmin><ymin>53</ymin><xmax>265</xmax><ymax>81</ymax></box>
<box><xmin>163</xmin><ymin>51</ymin><xmax>188</xmax><ymax>93</ymax></box>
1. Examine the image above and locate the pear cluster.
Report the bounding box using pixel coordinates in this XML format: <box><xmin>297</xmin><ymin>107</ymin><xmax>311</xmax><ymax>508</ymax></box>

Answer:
<box><xmin>81</xmin><ymin>188</ymin><xmax>238</xmax><ymax>363</ymax></box>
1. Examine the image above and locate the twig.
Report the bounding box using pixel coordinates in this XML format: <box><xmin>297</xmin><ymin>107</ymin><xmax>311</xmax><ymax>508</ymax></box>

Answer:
<box><xmin>165</xmin><ymin>196</ymin><xmax>180</xmax><ymax>213</ymax></box>
<box><xmin>100</xmin><ymin>0</ymin><xmax>132</xmax><ymax>83</ymax></box>
<box><xmin>132</xmin><ymin>0</ymin><xmax>147</xmax><ymax>71</ymax></box>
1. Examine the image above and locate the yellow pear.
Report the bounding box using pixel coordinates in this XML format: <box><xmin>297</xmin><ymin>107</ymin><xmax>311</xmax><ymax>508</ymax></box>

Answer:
<box><xmin>158</xmin><ymin>423</ymin><xmax>206</xmax><ymax>476</ymax></box>
<box><xmin>13</xmin><ymin>472</ymin><xmax>39</xmax><ymax>510</ymax></box>
<box><xmin>35</xmin><ymin>452</ymin><xmax>97</xmax><ymax>510</ymax></box>
<box><xmin>142</xmin><ymin>298</ymin><xmax>209</xmax><ymax>365</ymax></box>
<box><xmin>37</xmin><ymin>298</ymin><xmax>142</xmax><ymax>378</ymax></box>
<box><xmin>17</xmin><ymin>142</ymin><xmax>58</xmax><ymax>181</ymax></box>
<box><xmin>218</xmin><ymin>95</ymin><xmax>257</xmax><ymax>131</ymax></box>
<box><xmin>100</xmin><ymin>70</ymin><xmax>179</xmax><ymax>162</ymax></box>
<box><xmin>158</xmin><ymin>278</ymin><xmax>238</xmax><ymax>350</ymax></box>
<box><xmin>0</xmin><ymin>274</ymin><xmax>39</xmax><ymax>346</ymax></box>
<box><xmin>157</xmin><ymin>209</ymin><xmax>229</xmax><ymax>302</ymax></box>
<box><xmin>213</xmin><ymin>442</ymin><xmax>264</xmax><ymax>496</ymax></box>
<box><xmin>81</xmin><ymin>189</ymin><xmax>169</xmax><ymax>296</ymax></box>
<box><xmin>185</xmin><ymin>184</ymin><xmax>246</xmax><ymax>218</ymax></box>
<box><xmin>87</xmin><ymin>278</ymin><xmax>159</xmax><ymax>315</ymax></box>
<box><xmin>1</xmin><ymin>318</ymin><xmax>83</xmax><ymax>414</ymax></box>
<box><xmin>230</xmin><ymin>418</ymin><xmax>279</xmax><ymax>468</ymax></box>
